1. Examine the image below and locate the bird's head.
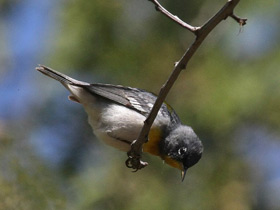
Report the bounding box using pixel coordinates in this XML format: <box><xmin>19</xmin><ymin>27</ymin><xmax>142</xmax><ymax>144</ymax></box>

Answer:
<box><xmin>162</xmin><ymin>125</ymin><xmax>203</xmax><ymax>181</ymax></box>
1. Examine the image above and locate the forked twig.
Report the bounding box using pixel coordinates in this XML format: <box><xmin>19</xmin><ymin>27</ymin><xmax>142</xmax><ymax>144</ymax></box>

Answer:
<box><xmin>126</xmin><ymin>0</ymin><xmax>246</xmax><ymax>170</ymax></box>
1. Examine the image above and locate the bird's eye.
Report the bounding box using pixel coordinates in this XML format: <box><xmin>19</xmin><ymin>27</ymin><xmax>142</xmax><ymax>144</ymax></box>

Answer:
<box><xmin>178</xmin><ymin>147</ymin><xmax>188</xmax><ymax>155</ymax></box>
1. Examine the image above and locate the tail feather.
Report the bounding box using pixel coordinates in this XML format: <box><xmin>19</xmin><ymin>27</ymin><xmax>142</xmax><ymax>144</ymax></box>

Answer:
<box><xmin>36</xmin><ymin>65</ymin><xmax>89</xmax><ymax>86</ymax></box>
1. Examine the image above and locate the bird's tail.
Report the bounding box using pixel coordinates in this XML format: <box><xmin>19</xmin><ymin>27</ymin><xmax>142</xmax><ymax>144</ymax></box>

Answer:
<box><xmin>36</xmin><ymin>65</ymin><xmax>89</xmax><ymax>86</ymax></box>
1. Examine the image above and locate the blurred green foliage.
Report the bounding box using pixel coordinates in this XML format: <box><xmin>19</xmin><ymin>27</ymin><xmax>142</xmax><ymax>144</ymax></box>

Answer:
<box><xmin>1</xmin><ymin>0</ymin><xmax>279</xmax><ymax>209</ymax></box>
<box><xmin>0</xmin><ymin>136</ymin><xmax>66</xmax><ymax>209</ymax></box>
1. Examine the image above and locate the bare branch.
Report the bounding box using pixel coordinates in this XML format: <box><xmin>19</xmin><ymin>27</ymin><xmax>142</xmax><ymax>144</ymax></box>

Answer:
<box><xmin>126</xmin><ymin>0</ymin><xmax>246</xmax><ymax>170</ymax></box>
<box><xmin>149</xmin><ymin>0</ymin><xmax>200</xmax><ymax>33</ymax></box>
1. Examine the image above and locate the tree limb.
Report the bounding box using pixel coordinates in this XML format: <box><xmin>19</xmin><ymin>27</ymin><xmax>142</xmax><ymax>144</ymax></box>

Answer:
<box><xmin>126</xmin><ymin>0</ymin><xmax>246</xmax><ymax>170</ymax></box>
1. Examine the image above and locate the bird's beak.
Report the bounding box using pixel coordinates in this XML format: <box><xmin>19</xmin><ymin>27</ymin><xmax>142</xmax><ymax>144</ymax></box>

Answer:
<box><xmin>181</xmin><ymin>168</ymin><xmax>187</xmax><ymax>182</ymax></box>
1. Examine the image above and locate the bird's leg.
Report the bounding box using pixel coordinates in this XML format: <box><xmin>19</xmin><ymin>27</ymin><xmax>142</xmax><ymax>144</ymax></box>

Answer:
<box><xmin>126</xmin><ymin>140</ymin><xmax>148</xmax><ymax>171</ymax></box>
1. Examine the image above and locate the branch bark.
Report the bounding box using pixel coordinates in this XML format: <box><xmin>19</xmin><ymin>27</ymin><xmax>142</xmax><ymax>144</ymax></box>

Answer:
<box><xmin>126</xmin><ymin>0</ymin><xmax>246</xmax><ymax>170</ymax></box>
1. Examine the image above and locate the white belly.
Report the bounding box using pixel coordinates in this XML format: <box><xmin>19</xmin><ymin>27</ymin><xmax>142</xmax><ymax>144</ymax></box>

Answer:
<box><xmin>84</xmin><ymin>103</ymin><xmax>171</xmax><ymax>151</ymax></box>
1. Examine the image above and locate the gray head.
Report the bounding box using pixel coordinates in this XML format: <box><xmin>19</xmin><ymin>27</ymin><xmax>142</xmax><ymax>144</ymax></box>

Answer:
<box><xmin>161</xmin><ymin>125</ymin><xmax>203</xmax><ymax>181</ymax></box>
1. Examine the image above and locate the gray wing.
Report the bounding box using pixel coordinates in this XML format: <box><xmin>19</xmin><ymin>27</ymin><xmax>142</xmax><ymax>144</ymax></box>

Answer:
<box><xmin>36</xmin><ymin>65</ymin><xmax>181</xmax><ymax>125</ymax></box>
<box><xmin>82</xmin><ymin>83</ymin><xmax>181</xmax><ymax>124</ymax></box>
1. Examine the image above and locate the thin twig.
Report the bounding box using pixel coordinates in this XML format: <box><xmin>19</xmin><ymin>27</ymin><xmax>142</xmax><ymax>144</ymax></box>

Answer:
<box><xmin>149</xmin><ymin>0</ymin><xmax>200</xmax><ymax>33</ymax></box>
<box><xmin>230</xmin><ymin>13</ymin><xmax>247</xmax><ymax>26</ymax></box>
<box><xmin>126</xmin><ymin>0</ymin><xmax>246</xmax><ymax>170</ymax></box>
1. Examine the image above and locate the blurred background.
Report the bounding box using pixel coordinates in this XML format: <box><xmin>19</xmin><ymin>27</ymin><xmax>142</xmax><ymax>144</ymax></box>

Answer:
<box><xmin>0</xmin><ymin>0</ymin><xmax>279</xmax><ymax>209</ymax></box>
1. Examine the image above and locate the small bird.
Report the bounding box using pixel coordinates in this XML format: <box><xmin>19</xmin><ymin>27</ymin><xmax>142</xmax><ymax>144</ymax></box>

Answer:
<box><xmin>36</xmin><ymin>65</ymin><xmax>203</xmax><ymax>181</ymax></box>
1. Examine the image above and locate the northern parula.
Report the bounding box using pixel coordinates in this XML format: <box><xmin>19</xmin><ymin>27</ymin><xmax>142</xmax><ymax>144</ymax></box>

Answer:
<box><xmin>36</xmin><ymin>65</ymin><xmax>203</xmax><ymax>181</ymax></box>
